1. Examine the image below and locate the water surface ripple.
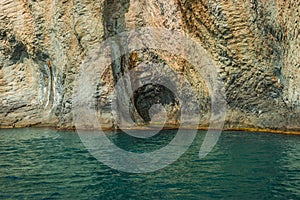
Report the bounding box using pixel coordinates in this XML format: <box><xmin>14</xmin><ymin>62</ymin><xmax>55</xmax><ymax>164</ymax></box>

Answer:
<box><xmin>0</xmin><ymin>128</ymin><xmax>299</xmax><ymax>199</ymax></box>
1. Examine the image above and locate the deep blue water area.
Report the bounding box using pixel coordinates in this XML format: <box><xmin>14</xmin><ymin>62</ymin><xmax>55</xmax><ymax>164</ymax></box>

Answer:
<box><xmin>0</xmin><ymin>128</ymin><xmax>299</xmax><ymax>199</ymax></box>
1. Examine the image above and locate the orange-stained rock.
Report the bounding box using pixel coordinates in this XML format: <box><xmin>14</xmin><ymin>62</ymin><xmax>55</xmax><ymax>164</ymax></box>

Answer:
<box><xmin>0</xmin><ymin>0</ymin><xmax>299</xmax><ymax>132</ymax></box>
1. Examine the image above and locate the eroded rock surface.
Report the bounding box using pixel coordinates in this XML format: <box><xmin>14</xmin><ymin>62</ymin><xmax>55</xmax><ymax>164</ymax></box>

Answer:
<box><xmin>0</xmin><ymin>0</ymin><xmax>299</xmax><ymax>131</ymax></box>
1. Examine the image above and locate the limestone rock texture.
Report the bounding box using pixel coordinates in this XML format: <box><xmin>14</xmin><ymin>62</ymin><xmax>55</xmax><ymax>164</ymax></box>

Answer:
<box><xmin>0</xmin><ymin>0</ymin><xmax>299</xmax><ymax>132</ymax></box>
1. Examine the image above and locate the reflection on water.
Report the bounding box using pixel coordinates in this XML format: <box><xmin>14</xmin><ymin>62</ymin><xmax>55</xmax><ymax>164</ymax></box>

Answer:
<box><xmin>0</xmin><ymin>128</ymin><xmax>299</xmax><ymax>199</ymax></box>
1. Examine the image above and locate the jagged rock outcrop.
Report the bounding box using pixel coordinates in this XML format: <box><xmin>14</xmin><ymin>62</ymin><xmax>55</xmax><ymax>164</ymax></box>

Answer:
<box><xmin>0</xmin><ymin>0</ymin><xmax>299</xmax><ymax>132</ymax></box>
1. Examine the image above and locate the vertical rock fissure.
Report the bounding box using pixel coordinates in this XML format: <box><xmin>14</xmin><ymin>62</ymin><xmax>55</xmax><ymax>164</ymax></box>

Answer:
<box><xmin>45</xmin><ymin>59</ymin><xmax>54</xmax><ymax>110</ymax></box>
<box><xmin>102</xmin><ymin>0</ymin><xmax>138</xmax><ymax>127</ymax></box>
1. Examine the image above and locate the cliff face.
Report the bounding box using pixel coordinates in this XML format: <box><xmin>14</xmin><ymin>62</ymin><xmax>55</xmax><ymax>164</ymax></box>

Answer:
<box><xmin>0</xmin><ymin>0</ymin><xmax>299</xmax><ymax>131</ymax></box>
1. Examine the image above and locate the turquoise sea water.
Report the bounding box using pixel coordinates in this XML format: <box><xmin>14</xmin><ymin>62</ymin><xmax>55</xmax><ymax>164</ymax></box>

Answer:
<box><xmin>0</xmin><ymin>128</ymin><xmax>299</xmax><ymax>199</ymax></box>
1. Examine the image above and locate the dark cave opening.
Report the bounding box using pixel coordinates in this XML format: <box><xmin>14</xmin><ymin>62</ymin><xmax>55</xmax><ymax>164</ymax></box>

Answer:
<box><xmin>133</xmin><ymin>83</ymin><xmax>180</xmax><ymax>123</ymax></box>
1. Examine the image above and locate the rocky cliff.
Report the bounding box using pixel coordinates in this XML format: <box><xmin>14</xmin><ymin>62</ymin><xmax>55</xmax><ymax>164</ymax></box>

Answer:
<box><xmin>0</xmin><ymin>0</ymin><xmax>299</xmax><ymax>132</ymax></box>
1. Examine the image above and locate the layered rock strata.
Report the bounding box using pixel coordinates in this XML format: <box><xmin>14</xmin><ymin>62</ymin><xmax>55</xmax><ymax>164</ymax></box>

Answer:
<box><xmin>0</xmin><ymin>0</ymin><xmax>299</xmax><ymax>132</ymax></box>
